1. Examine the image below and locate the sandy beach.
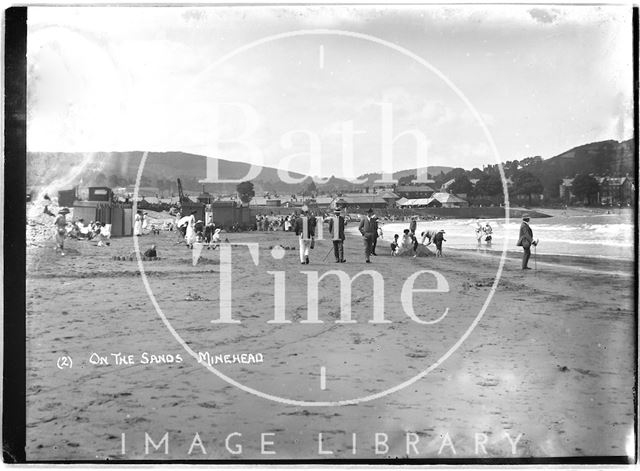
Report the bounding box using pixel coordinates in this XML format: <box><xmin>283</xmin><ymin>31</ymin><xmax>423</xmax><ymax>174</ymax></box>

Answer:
<box><xmin>24</xmin><ymin>219</ymin><xmax>635</xmax><ymax>461</ymax></box>
<box><xmin>19</xmin><ymin>2</ymin><xmax>635</xmax><ymax>462</ymax></box>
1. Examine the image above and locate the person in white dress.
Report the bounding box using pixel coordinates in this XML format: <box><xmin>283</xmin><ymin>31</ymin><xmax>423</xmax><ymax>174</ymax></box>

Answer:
<box><xmin>142</xmin><ymin>211</ymin><xmax>149</xmax><ymax>232</ymax></box>
<box><xmin>474</xmin><ymin>220</ymin><xmax>483</xmax><ymax>248</ymax></box>
<box><xmin>185</xmin><ymin>211</ymin><xmax>197</xmax><ymax>248</ymax></box>
<box><xmin>133</xmin><ymin>210</ymin><xmax>143</xmax><ymax>236</ymax></box>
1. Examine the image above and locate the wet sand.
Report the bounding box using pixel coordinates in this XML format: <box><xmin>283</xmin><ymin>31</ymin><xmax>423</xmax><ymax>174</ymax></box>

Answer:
<box><xmin>25</xmin><ymin>227</ymin><xmax>635</xmax><ymax>461</ymax></box>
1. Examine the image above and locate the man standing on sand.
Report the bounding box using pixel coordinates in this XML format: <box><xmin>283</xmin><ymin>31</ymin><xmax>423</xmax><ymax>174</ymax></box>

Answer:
<box><xmin>54</xmin><ymin>207</ymin><xmax>70</xmax><ymax>255</ymax></box>
<box><xmin>433</xmin><ymin>229</ymin><xmax>446</xmax><ymax>257</ymax></box>
<box><xmin>517</xmin><ymin>215</ymin><xmax>536</xmax><ymax>269</ymax></box>
<box><xmin>409</xmin><ymin>216</ymin><xmax>417</xmax><ymax>235</ymax></box>
<box><xmin>328</xmin><ymin>208</ymin><xmax>346</xmax><ymax>263</ymax></box>
<box><xmin>358</xmin><ymin>208</ymin><xmax>376</xmax><ymax>263</ymax></box>
<box><xmin>294</xmin><ymin>206</ymin><xmax>315</xmax><ymax>264</ymax></box>
<box><xmin>371</xmin><ymin>214</ymin><xmax>379</xmax><ymax>256</ymax></box>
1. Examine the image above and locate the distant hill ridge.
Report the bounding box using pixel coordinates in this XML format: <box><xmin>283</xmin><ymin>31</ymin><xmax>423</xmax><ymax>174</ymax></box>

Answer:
<box><xmin>537</xmin><ymin>139</ymin><xmax>633</xmax><ymax>176</ymax></box>
<box><xmin>511</xmin><ymin>139</ymin><xmax>634</xmax><ymax>197</ymax></box>
<box><xmin>27</xmin><ymin>139</ymin><xmax>634</xmax><ymax>194</ymax></box>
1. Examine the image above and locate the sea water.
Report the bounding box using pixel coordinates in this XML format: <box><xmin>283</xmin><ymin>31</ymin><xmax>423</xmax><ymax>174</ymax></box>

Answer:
<box><xmin>366</xmin><ymin>209</ymin><xmax>634</xmax><ymax>261</ymax></box>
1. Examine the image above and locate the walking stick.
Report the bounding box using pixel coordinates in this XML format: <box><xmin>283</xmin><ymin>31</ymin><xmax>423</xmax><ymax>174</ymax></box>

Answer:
<box><xmin>534</xmin><ymin>240</ymin><xmax>538</xmax><ymax>273</ymax></box>
<box><xmin>322</xmin><ymin>244</ymin><xmax>334</xmax><ymax>262</ymax></box>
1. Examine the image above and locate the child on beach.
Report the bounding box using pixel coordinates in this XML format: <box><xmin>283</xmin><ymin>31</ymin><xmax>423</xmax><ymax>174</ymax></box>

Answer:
<box><xmin>420</xmin><ymin>229</ymin><xmax>437</xmax><ymax>246</ymax></box>
<box><xmin>434</xmin><ymin>230</ymin><xmax>446</xmax><ymax>257</ymax></box>
<box><xmin>483</xmin><ymin>223</ymin><xmax>493</xmax><ymax>245</ymax></box>
<box><xmin>390</xmin><ymin>234</ymin><xmax>399</xmax><ymax>255</ymax></box>
<box><xmin>144</xmin><ymin>244</ymin><xmax>157</xmax><ymax>258</ymax></box>
<box><xmin>396</xmin><ymin>229</ymin><xmax>414</xmax><ymax>256</ymax></box>
<box><xmin>411</xmin><ymin>235</ymin><xmax>419</xmax><ymax>254</ymax></box>
<box><xmin>475</xmin><ymin>220</ymin><xmax>483</xmax><ymax>248</ymax></box>
<box><xmin>54</xmin><ymin>208</ymin><xmax>70</xmax><ymax>255</ymax></box>
<box><xmin>194</xmin><ymin>219</ymin><xmax>205</xmax><ymax>242</ymax></box>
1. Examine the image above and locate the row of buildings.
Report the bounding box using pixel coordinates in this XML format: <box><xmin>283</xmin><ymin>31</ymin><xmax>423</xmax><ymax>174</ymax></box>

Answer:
<box><xmin>559</xmin><ymin>175</ymin><xmax>634</xmax><ymax>206</ymax></box>
<box><xmin>246</xmin><ymin>182</ymin><xmax>470</xmax><ymax>210</ymax></box>
<box><xmin>105</xmin><ymin>181</ymin><xmax>471</xmax><ymax>210</ymax></box>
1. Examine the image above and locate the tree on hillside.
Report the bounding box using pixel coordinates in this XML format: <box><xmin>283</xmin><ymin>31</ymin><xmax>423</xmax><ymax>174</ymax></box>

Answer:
<box><xmin>482</xmin><ymin>164</ymin><xmax>500</xmax><ymax>176</ymax></box>
<box><xmin>520</xmin><ymin>156</ymin><xmax>543</xmax><ymax>169</ymax></box>
<box><xmin>446</xmin><ymin>168</ymin><xmax>468</xmax><ymax>180</ymax></box>
<box><xmin>95</xmin><ymin>172</ymin><xmax>107</xmax><ymax>186</ymax></box>
<box><xmin>474</xmin><ymin>173</ymin><xmax>503</xmax><ymax>196</ymax></box>
<box><xmin>572</xmin><ymin>173</ymin><xmax>600</xmax><ymax>205</ymax></box>
<box><xmin>306</xmin><ymin>180</ymin><xmax>317</xmax><ymax>196</ymax></box>
<box><xmin>108</xmin><ymin>174</ymin><xmax>120</xmax><ymax>188</ymax></box>
<box><xmin>449</xmin><ymin>174</ymin><xmax>473</xmax><ymax>195</ymax></box>
<box><xmin>469</xmin><ymin>167</ymin><xmax>484</xmax><ymax>179</ymax></box>
<box><xmin>398</xmin><ymin>174</ymin><xmax>416</xmax><ymax>186</ymax></box>
<box><xmin>433</xmin><ymin>171</ymin><xmax>447</xmax><ymax>188</ymax></box>
<box><xmin>236</xmin><ymin>181</ymin><xmax>255</xmax><ymax>205</ymax></box>
<box><xmin>513</xmin><ymin>171</ymin><xmax>543</xmax><ymax>205</ymax></box>
<box><xmin>503</xmin><ymin>160</ymin><xmax>520</xmax><ymax>177</ymax></box>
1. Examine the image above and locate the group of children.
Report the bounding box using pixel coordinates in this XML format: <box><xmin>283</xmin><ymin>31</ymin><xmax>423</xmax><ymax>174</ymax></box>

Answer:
<box><xmin>50</xmin><ymin>207</ymin><xmax>113</xmax><ymax>255</ymax></box>
<box><xmin>256</xmin><ymin>214</ymin><xmax>295</xmax><ymax>232</ymax></box>
<box><xmin>67</xmin><ymin>219</ymin><xmax>110</xmax><ymax>241</ymax></box>
<box><xmin>475</xmin><ymin>221</ymin><xmax>493</xmax><ymax>247</ymax></box>
<box><xmin>175</xmin><ymin>211</ymin><xmax>223</xmax><ymax>249</ymax></box>
<box><xmin>390</xmin><ymin>228</ymin><xmax>446</xmax><ymax>257</ymax></box>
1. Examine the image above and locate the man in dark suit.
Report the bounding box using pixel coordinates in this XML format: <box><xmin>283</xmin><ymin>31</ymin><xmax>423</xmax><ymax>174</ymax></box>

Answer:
<box><xmin>328</xmin><ymin>208</ymin><xmax>346</xmax><ymax>263</ymax></box>
<box><xmin>516</xmin><ymin>215</ymin><xmax>536</xmax><ymax>269</ymax></box>
<box><xmin>409</xmin><ymin>216</ymin><xmax>417</xmax><ymax>235</ymax></box>
<box><xmin>358</xmin><ymin>208</ymin><xmax>376</xmax><ymax>263</ymax></box>
<box><xmin>294</xmin><ymin>207</ymin><xmax>315</xmax><ymax>264</ymax></box>
<box><xmin>371</xmin><ymin>214</ymin><xmax>379</xmax><ymax>256</ymax></box>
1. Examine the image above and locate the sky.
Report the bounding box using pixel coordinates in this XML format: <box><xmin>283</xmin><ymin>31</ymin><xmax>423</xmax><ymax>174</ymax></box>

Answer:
<box><xmin>27</xmin><ymin>5</ymin><xmax>634</xmax><ymax>180</ymax></box>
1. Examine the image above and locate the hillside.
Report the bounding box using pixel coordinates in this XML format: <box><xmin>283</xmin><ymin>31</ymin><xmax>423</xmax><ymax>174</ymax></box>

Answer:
<box><xmin>27</xmin><ymin>151</ymin><xmax>452</xmax><ymax>194</ymax></box>
<box><xmin>518</xmin><ymin>139</ymin><xmax>634</xmax><ymax>197</ymax></box>
<box><xmin>356</xmin><ymin>166</ymin><xmax>454</xmax><ymax>184</ymax></box>
<box><xmin>436</xmin><ymin>138</ymin><xmax>635</xmax><ymax>199</ymax></box>
<box><xmin>26</xmin><ymin>151</ymin><xmax>310</xmax><ymax>194</ymax></box>
<box><xmin>27</xmin><ymin>139</ymin><xmax>633</xmax><ymax>198</ymax></box>
<box><xmin>532</xmin><ymin>139</ymin><xmax>633</xmax><ymax>177</ymax></box>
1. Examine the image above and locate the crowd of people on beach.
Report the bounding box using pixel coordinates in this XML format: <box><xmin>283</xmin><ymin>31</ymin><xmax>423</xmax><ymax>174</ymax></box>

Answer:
<box><xmin>284</xmin><ymin>208</ymin><xmax>450</xmax><ymax>265</ymax></box>
<box><xmin>46</xmin><ymin>198</ymin><xmax>540</xmax><ymax>271</ymax></box>
<box><xmin>171</xmin><ymin>210</ymin><xmax>224</xmax><ymax>249</ymax></box>
<box><xmin>255</xmin><ymin>214</ymin><xmax>295</xmax><ymax>232</ymax></box>
<box><xmin>50</xmin><ymin>207</ymin><xmax>115</xmax><ymax>255</ymax></box>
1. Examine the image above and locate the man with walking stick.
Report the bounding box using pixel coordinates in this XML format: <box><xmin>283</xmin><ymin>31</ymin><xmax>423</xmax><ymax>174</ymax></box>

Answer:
<box><xmin>516</xmin><ymin>215</ymin><xmax>537</xmax><ymax>270</ymax></box>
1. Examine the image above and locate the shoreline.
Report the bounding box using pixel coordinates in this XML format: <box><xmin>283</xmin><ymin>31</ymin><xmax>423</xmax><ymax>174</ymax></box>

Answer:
<box><xmin>450</xmin><ymin>247</ymin><xmax>633</xmax><ymax>278</ymax></box>
<box><xmin>367</xmin><ymin>229</ymin><xmax>633</xmax><ymax>273</ymax></box>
